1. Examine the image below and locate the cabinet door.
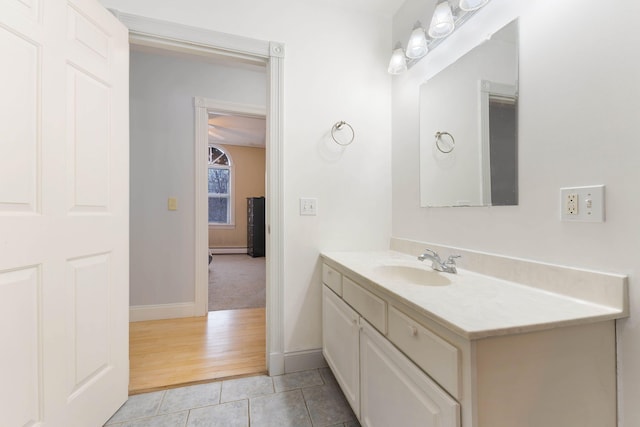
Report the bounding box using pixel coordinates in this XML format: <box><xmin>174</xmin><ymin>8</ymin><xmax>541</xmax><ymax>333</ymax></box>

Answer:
<box><xmin>360</xmin><ymin>321</ymin><xmax>460</xmax><ymax>427</ymax></box>
<box><xmin>322</xmin><ymin>285</ymin><xmax>360</xmax><ymax>417</ymax></box>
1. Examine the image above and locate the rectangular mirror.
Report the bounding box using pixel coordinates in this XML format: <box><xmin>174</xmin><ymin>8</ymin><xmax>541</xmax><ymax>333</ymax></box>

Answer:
<box><xmin>420</xmin><ymin>19</ymin><xmax>519</xmax><ymax>207</ymax></box>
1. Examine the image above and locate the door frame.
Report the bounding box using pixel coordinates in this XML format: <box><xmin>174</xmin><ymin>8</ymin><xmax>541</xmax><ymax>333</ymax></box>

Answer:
<box><xmin>111</xmin><ymin>10</ymin><xmax>286</xmax><ymax>375</ymax></box>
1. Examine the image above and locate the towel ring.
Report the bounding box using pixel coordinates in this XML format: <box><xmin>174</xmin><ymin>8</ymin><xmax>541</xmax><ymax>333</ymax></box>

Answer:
<box><xmin>435</xmin><ymin>131</ymin><xmax>455</xmax><ymax>153</ymax></box>
<box><xmin>331</xmin><ymin>121</ymin><xmax>355</xmax><ymax>146</ymax></box>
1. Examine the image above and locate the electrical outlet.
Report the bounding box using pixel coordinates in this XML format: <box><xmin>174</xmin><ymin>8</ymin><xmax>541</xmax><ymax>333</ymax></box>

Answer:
<box><xmin>565</xmin><ymin>193</ymin><xmax>578</xmax><ymax>215</ymax></box>
<box><xmin>560</xmin><ymin>185</ymin><xmax>605</xmax><ymax>222</ymax></box>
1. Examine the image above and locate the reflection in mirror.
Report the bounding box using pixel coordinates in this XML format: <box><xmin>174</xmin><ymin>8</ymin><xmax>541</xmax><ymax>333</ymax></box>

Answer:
<box><xmin>420</xmin><ymin>19</ymin><xmax>518</xmax><ymax>207</ymax></box>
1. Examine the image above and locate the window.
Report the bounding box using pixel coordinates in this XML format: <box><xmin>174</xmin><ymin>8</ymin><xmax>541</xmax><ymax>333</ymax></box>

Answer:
<box><xmin>208</xmin><ymin>145</ymin><xmax>233</xmax><ymax>225</ymax></box>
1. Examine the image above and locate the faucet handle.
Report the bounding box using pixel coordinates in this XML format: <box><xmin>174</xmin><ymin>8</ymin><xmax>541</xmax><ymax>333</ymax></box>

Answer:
<box><xmin>445</xmin><ymin>254</ymin><xmax>461</xmax><ymax>264</ymax></box>
<box><xmin>422</xmin><ymin>248</ymin><xmax>440</xmax><ymax>259</ymax></box>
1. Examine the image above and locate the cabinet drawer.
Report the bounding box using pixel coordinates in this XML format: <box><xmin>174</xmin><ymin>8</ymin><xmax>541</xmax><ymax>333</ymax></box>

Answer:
<box><xmin>343</xmin><ymin>276</ymin><xmax>387</xmax><ymax>334</ymax></box>
<box><xmin>322</xmin><ymin>264</ymin><xmax>342</xmax><ymax>295</ymax></box>
<box><xmin>388</xmin><ymin>305</ymin><xmax>460</xmax><ymax>398</ymax></box>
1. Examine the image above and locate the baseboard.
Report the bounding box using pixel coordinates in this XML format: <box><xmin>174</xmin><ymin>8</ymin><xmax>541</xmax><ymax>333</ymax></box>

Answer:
<box><xmin>129</xmin><ymin>302</ymin><xmax>199</xmax><ymax>322</ymax></box>
<box><xmin>210</xmin><ymin>247</ymin><xmax>248</xmax><ymax>255</ymax></box>
<box><xmin>284</xmin><ymin>349</ymin><xmax>328</xmax><ymax>373</ymax></box>
<box><xmin>268</xmin><ymin>352</ymin><xmax>285</xmax><ymax>376</ymax></box>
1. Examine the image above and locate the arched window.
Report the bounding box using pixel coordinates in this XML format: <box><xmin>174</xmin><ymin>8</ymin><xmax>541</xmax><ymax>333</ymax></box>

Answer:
<box><xmin>208</xmin><ymin>145</ymin><xmax>233</xmax><ymax>225</ymax></box>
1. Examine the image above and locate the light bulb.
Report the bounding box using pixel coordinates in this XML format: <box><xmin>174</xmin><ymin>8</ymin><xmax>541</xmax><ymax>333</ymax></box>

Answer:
<box><xmin>406</xmin><ymin>27</ymin><xmax>428</xmax><ymax>59</ymax></box>
<box><xmin>387</xmin><ymin>47</ymin><xmax>407</xmax><ymax>74</ymax></box>
<box><xmin>429</xmin><ymin>2</ymin><xmax>454</xmax><ymax>39</ymax></box>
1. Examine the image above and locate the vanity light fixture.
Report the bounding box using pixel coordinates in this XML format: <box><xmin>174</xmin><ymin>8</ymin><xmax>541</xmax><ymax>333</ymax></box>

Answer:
<box><xmin>459</xmin><ymin>0</ymin><xmax>490</xmax><ymax>11</ymax></box>
<box><xmin>406</xmin><ymin>24</ymin><xmax>429</xmax><ymax>59</ymax></box>
<box><xmin>387</xmin><ymin>0</ymin><xmax>491</xmax><ymax>75</ymax></box>
<box><xmin>429</xmin><ymin>1</ymin><xmax>455</xmax><ymax>39</ymax></box>
<box><xmin>387</xmin><ymin>46</ymin><xmax>408</xmax><ymax>74</ymax></box>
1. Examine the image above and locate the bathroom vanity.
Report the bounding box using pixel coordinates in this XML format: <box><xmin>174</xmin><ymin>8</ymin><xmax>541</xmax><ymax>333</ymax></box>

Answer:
<box><xmin>321</xmin><ymin>246</ymin><xmax>628</xmax><ymax>427</ymax></box>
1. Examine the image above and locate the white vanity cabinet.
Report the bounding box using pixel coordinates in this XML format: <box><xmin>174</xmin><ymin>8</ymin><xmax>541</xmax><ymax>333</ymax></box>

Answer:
<box><xmin>321</xmin><ymin>256</ymin><xmax>621</xmax><ymax>427</ymax></box>
<box><xmin>322</xmin><ymin>277</ymin><xmax>460</xmax><ymax>427</ymax></box>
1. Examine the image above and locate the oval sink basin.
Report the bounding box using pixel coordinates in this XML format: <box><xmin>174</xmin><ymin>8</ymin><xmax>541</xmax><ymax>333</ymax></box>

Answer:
<box><xmin>372</xmin><ymin>265</ymin><xmax>452</xmax><ymax>286</ymax></box>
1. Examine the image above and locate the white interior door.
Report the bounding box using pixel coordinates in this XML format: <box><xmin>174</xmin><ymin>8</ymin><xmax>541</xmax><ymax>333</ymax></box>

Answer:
<box><xmin>0</xmin><ymin>0</ymin><xmax>129</xmax><ymax>426</ymax></box>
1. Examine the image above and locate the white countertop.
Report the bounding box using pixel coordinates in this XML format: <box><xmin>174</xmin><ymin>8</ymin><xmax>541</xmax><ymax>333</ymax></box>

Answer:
<box><xmin>321</xmin><ymin>250</ymin><xmax>626</xmax><ymax>339</ymax></box>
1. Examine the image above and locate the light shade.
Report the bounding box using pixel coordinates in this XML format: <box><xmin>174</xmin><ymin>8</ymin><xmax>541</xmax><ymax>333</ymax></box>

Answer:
<box><xmin>406</xmin><ymin>27</ymin><xmax>428</xmax><ymax>59</ymax></box>
<box><xmin>387</xmin><ymin>47</ymin><xmax>407</xmax><ymax>74</ymax></box>
<box><xmin>459</xmin><ymin>0</ymin><xmax>489</xmax><ymax>11</ymax></box>
<box><xmin>429</xmin><ymin>2</ymin><xmax>455</xmax><ymax>39</ymax></box>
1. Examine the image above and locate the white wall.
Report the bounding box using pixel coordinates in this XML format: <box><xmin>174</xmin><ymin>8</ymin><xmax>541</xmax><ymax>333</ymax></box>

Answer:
<box><xmin>129</xmin><ymin>48</ymin><xmax>267</xmax><ymax>305</ymax></box>
<box><xmin>101</xmin><ymin>0</ymin><xmax>393</xmax><ymax>353</ymax></box>
<box><xmin>392</xmin><ymin>0</ymin><xmax>640</xmax><ymax>424</ymax></box>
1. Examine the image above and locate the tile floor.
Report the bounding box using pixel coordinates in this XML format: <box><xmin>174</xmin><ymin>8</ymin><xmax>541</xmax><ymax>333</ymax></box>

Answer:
<box><xmin>105</xmin><ymin>367</ymin><xmax>360</xmax><ymax>427</ymax></box>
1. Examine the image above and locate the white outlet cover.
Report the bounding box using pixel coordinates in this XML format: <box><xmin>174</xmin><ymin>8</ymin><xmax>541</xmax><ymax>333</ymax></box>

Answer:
<box><xmin>560</xmin><ymin>185</ymin><xmax>605</xmax><ymax>222</ymax></box>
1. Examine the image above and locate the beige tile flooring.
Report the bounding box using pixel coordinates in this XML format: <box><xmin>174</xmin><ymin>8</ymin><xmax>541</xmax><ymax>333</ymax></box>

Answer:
<box><xmin>105</xmin><ymin>368</ymin><xmax>360</xmax><ymax>427</ymax></box>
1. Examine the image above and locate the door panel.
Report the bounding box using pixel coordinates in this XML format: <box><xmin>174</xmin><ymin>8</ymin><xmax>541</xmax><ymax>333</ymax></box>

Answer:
<box><xmin>0</xmin><ymin>0</ymin><xmax>129</xmax><ymax>425</ymax></box>
<box><xmin>67</xmin><ymin>3</ymin><xmax>112</xmax><ymax>78</ymax></box>
<box><xmin>67</xmin><ymin>66</ymin><xmax>110</xmax><ymax>211</ymax></box>
<box><xmin>67</xmin><ymin>253</ymin><xmax>110</xmax><ymax>393</ymax></box>
<box><xmin>0</xmin><ymin>24</ymin><xmax>39</xmax><ymax>213</ymax></box>
<box><xmin>0</xmin><ymin>266</ymin><xmax>41</xmax><ymax>427</ymax></box>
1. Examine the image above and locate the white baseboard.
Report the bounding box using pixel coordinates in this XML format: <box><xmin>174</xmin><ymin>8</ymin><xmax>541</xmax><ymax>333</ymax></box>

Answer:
<box><xmin>129</xmin><ymin>302</ymin><xmax>199</xmax><ymax>322</ymax></box>
<box><xmin>268</xmin><ymin>352</ymin><xmax>285</xmax><ymax>376</ymax></box>
<box><xmin>210</xmin><ymin>247</ymin><xmax>248</xmax><ymax>255</ymax></box>
<box><xmin>283</xmin><ymin>349</ymin><xmax>327</xmax><ymax>373</ymax></box>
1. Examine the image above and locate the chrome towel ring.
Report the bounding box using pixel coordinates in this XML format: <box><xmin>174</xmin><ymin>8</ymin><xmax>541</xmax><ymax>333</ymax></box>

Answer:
<box><xmin>331</xmin><ymin>121</ymin><xmax>355</xmax><ymax>146</ymax></box>
<box><xmin>435</xmin><ymin>131</ymin><xmax>455</xmax><ymax>153</ymax></box>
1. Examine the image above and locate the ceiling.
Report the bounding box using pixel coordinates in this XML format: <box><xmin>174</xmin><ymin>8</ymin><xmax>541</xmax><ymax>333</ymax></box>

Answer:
<box><xmin>208</xmin><ymin>113</ymin><xmax>266</xmax><ymax>148</ymax></box>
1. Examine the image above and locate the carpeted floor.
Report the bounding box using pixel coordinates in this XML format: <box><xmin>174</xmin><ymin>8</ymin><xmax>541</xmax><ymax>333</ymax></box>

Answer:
<box><xmin>208</xmin><ymin>254</ymin><xmax>266</xmax><ymax>311</ymax></box>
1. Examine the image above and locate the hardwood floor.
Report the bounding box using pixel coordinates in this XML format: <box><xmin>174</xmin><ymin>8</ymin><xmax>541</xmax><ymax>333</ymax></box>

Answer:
<box><xmin>129</xmin><ymin>308</ymin><xmax>266</xmax><ymax>394</ymax></box>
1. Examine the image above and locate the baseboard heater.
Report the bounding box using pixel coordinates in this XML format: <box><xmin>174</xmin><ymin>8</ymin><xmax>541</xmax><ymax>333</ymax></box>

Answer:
<box><xmin>209</xmin><ymin>247</ymin><xmax>248</xmax><ymax>255</ymax></box>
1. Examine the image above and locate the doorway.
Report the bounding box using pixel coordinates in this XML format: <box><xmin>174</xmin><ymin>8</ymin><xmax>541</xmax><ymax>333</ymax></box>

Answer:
<box><xmin>205</xmin><ymin>107</ymin><xmax>267</xmax><ymax>313</ymax></box>
<box><xmin>120</xmin><ymin>11</ymin><xmax>284</xmax><ymax>393</ymax></box>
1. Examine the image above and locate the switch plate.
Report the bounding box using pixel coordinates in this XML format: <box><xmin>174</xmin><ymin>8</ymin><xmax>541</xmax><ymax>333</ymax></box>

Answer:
<box><xmin>300</xmin><ymin>197</ymin><xmax>317</xmax><ymax>216</ymax></box>
<box><xmin>168</xmin><ymin>197</ymin><xmax>178</xmax><ymax>211</ymax></box>
<box><xmin>560</xmin><ymin>185</ymin><xmax>605</xmax><ymax>222</ymax></box>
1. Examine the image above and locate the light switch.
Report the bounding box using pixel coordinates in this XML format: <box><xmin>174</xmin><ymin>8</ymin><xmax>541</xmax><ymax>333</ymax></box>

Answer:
<box><xmin>168</xmin><ymin>197</ymin><xmax>178</xmax><ymax>211</ymax></box>
<box><xmin>300</xmin><ymin>197</ymin><xmax>317</xmax><ymax>216</ymax></box>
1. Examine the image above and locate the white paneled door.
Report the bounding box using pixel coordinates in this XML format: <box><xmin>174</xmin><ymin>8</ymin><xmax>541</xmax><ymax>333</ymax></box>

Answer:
<box><xmin>0</xmin><ymin>0</ymin><xmax>129</xmax><ymax>426</ymax></box>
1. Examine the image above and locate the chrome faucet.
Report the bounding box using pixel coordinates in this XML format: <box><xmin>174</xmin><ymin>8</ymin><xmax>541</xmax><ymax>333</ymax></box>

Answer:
<box><xmin>418</xmin><ymin>249</ymin><xmax>460</xmax><ymax>274</ymax></box>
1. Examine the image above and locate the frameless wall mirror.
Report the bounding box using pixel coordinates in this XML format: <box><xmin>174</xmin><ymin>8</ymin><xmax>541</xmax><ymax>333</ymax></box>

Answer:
<box><xmin>419</xmin><ymin>19</ymin><xmax>518</xmax><ymax>207</ymax></box>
